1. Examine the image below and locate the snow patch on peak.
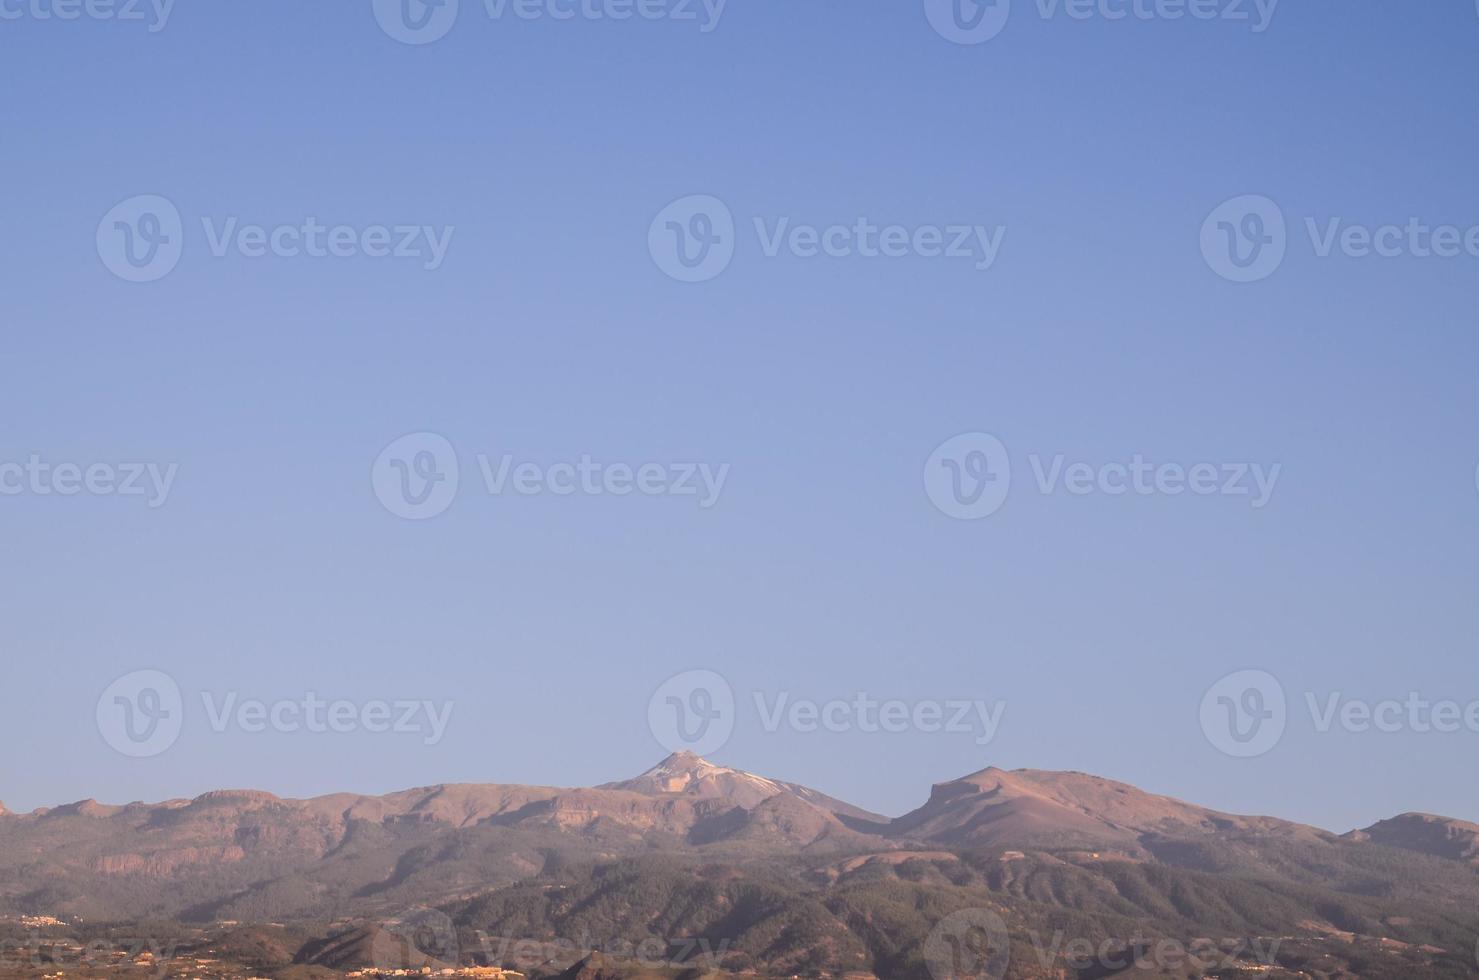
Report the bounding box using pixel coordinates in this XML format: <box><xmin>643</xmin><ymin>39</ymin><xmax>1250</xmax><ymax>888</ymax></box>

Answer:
<box><xmin>627</xmin><ymin>753</ymin><xmax>787</xmax><ymax>798</ymax></box>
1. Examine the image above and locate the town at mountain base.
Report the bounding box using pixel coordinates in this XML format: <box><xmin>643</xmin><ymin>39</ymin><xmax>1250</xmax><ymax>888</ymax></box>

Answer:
<box><xmin>2</xmin><ymin>752</ymin><xmax>1479</xmax><ymax>978</ymax></box>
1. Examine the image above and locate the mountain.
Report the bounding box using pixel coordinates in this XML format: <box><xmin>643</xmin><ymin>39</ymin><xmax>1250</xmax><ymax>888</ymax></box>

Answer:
<box><xmin>295</xmin><ymin>921</ymin><xmax>459</xmax><ymax>973</ymax></box>
<box><xmin>0</xmin><ymin>754</ymin><xmax>886</xmax><ymax>922</ymax></box>
<box><xmin>601</xmin><ymin>751</ymin><xmax>884</xmax><ymax>823</ymax></box>
<box><xmin>554</xmin><ymin>951</ymin><xmax>674</xmax><ymax>980</ymax></box>
<box><xmin>888</xmin><ymin>766</ymin><xmax>1330</xmax><ymax>854</ymax></box>
<box><xmin>3</xmin><ymin>757</ymin><xmax>1479</xmax><ymax>978</ymax></box>
<box><xmin>1348</xmin><ymin>812</ymin><xmax>1479</xmax><ymax>864</ymax></box>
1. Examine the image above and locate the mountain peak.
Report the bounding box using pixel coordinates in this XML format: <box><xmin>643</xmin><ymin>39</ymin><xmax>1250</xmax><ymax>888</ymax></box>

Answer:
<box><xmin>1350</xmin><ymin>812</ymin><xmax>1479</xmax><ymax>864</ymax></box>
<box><xmin>599</xmin><ymin>755</ymin><xmax>886</xmax><ymax>826</ymax></box>
<box><xmin>891</xmin><ymin>765</ymin><xmax>1326</xmax><ymax>852</ymax></box>
<box><xmin>607</xmin><ymin>753</ymin><xmax>786</xmax><ymax>801</ymax></box>
<box><xmin>645</xmin><ymin>750</ymin><xmax>763</xmax><ymax>781</ymax></box>
<box><xmin>653</xmin><ymin>750</ymin><xmax>715</xmax><ymax>772</ymax></box>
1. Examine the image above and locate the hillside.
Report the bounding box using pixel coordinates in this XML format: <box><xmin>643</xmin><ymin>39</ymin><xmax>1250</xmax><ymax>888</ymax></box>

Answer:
<box><xmin>1348</xmin><ymin>812</ymin><xmax>1479</xmax><ymax>864</ymax></box>
<box><xmin>3</xmin><ymin>755</ymin><xmax>1479</xmax><ymax>977</ymax></box>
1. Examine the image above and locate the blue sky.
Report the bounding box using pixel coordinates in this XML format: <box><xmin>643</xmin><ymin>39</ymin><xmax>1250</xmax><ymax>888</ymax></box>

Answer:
<box><xmin>1</xmin><ymin>0</ymin><xmax>1477</xmax><ymax>833</ymax></box>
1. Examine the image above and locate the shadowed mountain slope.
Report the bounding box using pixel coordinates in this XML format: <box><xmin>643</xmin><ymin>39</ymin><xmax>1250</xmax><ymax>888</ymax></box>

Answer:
<box><xmin>2</xmin><ymin>751</ymin><xmax>1478</xmax><ymax>980</ymax></box>
<box><xmin>888</xmin><ymin>766</ymin><xmax>1331</xmax><ymax>854</ymax></box>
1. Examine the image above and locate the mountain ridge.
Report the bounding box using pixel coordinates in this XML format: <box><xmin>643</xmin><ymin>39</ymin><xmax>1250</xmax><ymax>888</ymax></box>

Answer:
<box><xmin>2</xmin><ymin>752</ymin><xmax>1460</xmax><ymax>835</ymax></box>
<box><xmin>3</xmin><ymin>753</ymin><xmax>1478</xmax><ymax>978</ymax></box>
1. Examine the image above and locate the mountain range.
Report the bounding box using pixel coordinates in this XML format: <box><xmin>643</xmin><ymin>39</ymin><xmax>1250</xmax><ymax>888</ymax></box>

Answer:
<box><xmin>3</xmin><ymin>752</ymin><xmax>1478</xmax><ymax>978</ymax></box>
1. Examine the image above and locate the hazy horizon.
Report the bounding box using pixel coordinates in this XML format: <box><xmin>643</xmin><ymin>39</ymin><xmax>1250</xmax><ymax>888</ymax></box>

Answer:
<box><xmin>2</xmin><ymin>747</ymin><xmax>1423</xmax><ymax>837</ymax></box>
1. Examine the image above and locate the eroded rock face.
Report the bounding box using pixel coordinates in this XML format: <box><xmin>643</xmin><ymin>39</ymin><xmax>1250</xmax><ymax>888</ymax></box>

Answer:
<box><xmin>90</xmin><ymin>846</ymin><xmax>248</xmax><ymax>876</ymax></box>
<box><xmin>191</xmin><ymin>789</ymin><xmax>283</xmax><ymax>807</ymax></box>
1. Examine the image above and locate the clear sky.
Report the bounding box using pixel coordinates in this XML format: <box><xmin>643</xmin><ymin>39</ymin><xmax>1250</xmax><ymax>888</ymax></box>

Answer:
<box><xmin>1</xmin><ymin>0</ymin><xmax>1476</xmax><ymax>834</ymax></box>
